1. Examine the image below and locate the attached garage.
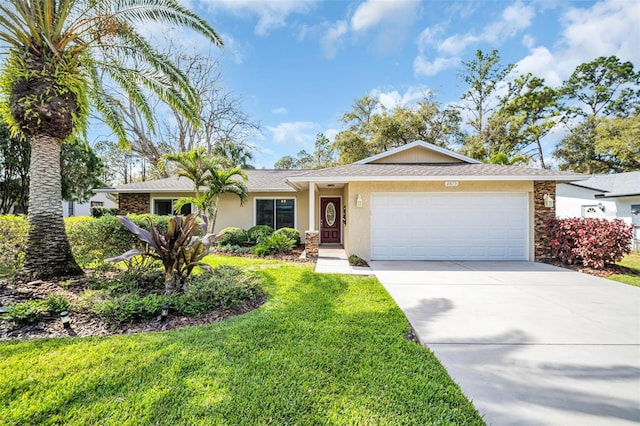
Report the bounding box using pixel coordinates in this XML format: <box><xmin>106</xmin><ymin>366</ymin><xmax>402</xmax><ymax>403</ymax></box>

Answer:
<box><xmin>371</xmin><ymin>193</ymin><xmax>529</xmax><ymax>261</ymax></box>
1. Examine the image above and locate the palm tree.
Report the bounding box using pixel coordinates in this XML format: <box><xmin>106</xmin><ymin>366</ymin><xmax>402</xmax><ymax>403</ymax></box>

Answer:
<box><xmin>161</xmin><ymin>148</ymin><xmax>214</xmax><ymax>199</ymax></box>
<box><xmin>0</xmin><ymin>0</ymin><xmax>222</xmax><ymax>279</ymax></box>
<box><xmin>205</xmin><ymin>165</ymin><xmax>248</xmax><ymax>233</ymax></box>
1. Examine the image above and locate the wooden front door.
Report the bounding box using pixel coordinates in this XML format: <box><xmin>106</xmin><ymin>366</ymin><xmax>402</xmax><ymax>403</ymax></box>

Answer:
<box><xmin>320</xmin><ymin>197</ymin><xmax>341</xmax><ymax>244</ymax></box>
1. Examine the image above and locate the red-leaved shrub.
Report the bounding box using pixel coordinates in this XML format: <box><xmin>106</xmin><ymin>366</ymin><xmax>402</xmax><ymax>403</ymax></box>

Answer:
<box><xmin>547</xmin><ymin>218</ymin><xmax>634</xmax><ymax>269</ymax></box>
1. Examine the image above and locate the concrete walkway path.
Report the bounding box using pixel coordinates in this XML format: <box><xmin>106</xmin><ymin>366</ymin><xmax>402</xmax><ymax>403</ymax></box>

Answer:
<box><xmin>370</xmin><ymin>260</ymin><xmax>640</xmax><ymax>426</ymax></box>
<box><xmin>314</xmin><ymin>246</ymin><xmax>372</xmax><ymax>275</ymax></box>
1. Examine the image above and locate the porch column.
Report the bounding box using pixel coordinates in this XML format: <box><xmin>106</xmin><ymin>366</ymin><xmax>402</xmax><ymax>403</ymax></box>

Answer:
<box><xmin>305</xmin><ymin>183</ymin><xmax>319</xmax><ymax>258</ymax></box>
<box><xmin>308</xmin><ymin>183</ymin><xmax>316</xmax><ymax>231</ymax></box>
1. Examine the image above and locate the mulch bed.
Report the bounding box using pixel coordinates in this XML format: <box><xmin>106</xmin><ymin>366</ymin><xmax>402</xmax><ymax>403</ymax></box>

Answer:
<box><xmin>0</xmin><ymin>276</ymin><xmax>266</xmax><ymax>341</ymax></box>
<box><xmin>213</xmin><ymin>246</ymin><xmax>313</xmax><ymax>263</ymax></box>
<box><xmin>542</xmin><ymin>259</ymin><xmax>639</xmax><ymax>278</ymax></box>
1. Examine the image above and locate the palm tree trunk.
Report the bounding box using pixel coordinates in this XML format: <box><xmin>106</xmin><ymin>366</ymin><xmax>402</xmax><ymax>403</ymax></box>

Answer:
<box><xmin>22</xmin><ymin>135</ymin><xmax>83</xmax><ymax>280</ymax></box>
<box><xmin>208</xmin><ymin>195</ymin><xmax>220</xmax><ymax>234</ymax></box>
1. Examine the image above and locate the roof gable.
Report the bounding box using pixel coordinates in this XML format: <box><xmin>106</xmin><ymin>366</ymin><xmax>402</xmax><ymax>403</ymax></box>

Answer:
<box><xmin>355</xmin><ymin>141</ymin><xmax>480</xmax><ymax>165</ymax></box>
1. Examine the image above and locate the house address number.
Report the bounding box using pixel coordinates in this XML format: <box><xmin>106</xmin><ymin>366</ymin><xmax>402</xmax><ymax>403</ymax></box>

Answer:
<box><xmin>445</xmin><ymin>181</ymin><xmax>459</xmax><ymax>187</ymax></box>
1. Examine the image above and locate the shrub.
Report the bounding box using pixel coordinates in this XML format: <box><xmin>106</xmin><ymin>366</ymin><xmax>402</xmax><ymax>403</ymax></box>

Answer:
<box><xmin>1</xmin><ymin>294</ymin><xmax>71</xmax><ymax>325</ymax></box>
<box><xmin>348</xmin><ymin>254</ymin><xmax>369</xmax><ymax>267</ymax></box>
<box><xmin>252</xmin><ymin>232</ymin><xmax>295</xmax><ymax>257</ymax></box>
<box><xmin>107</xmin><ymin>214</ymin><xmax>215</xmax><ymax>295</ymax></box>
<box><xmin>90</xmin><ymin>206</ymin><xmax>118</xmax><ymax>218</ymax></box>
<box><xmin>92</xmin><ymin>293</ymin><xmax>168</xmax><ymax>324</ymax></box>
<box><xmin>247</xmin><ymin>225</ymin><xmax>273</xmax><ymax>244</ymax></box>
<box><xmin>0</xmin><ymin>215</ymin><xmax>28</xmax><ymax>275</ymax></box>
<box><xmin>66</xmin><ymin>214</ymin><xmax>171</xmax><ymax>267</ymax></box>
<box><xmin>173</xmin><ymin>266</ymin><xmax>264</xmax><ymax>315</ymax></box>
<box><xmin>274</xmin><ymin>227</ymin><xmax>301</xmax><ymax>245</ymax></box>
<box><xmin>547</xmin><ymin>218</ymin><xmax>634</xmax><ymax>269</ymax></box>
<box><xmin>217</xmin><ymin>227</ymin><xmax>249</xmax><ymax>246</ymax></box>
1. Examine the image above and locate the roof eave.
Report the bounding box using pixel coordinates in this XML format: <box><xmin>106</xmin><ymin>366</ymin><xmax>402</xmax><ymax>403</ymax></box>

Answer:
<box><xmin>286</xmin><ymin>175</ymin><xmax>585</xmax><ymax>183</ymax></box>
<box><xmin>594</xmin><ymin>192</ymin><xmax>640</xmax><ymax>199</ymax></box>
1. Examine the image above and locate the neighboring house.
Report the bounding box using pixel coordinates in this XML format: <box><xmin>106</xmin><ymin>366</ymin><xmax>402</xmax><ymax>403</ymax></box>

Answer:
<box><xmin>557</xmin><ymin>171</ymin><xmax>640</xmax><ymax>250</ymax></box>
<box><xmin>62</xmin><ymin>191</ymin><xmax>117</xmax><ymax>218</ymax></box>
<box><xmin>108</xmin><ymin>141</ymin><xmax>584</xmax><ymax>261</ymax></box>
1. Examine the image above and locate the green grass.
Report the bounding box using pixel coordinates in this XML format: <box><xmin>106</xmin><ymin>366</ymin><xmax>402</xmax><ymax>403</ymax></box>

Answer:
<box><xmin>0</xmin><ymin>256</ymin><xmax>483</xmax><ymax>425</ymax></box>
<box><xmin>610</xmin><ymin>252</ymin><xmax>640</xmax><ymax>287</ymax></box>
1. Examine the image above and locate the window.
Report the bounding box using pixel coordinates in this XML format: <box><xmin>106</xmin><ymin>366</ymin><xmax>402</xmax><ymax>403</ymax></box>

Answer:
<box><xmin>153</xmin><ymin>199</ymin><xmax>192</xmax><ymax>216</ymax></box>
<box><xmin>581</xmin><ymin>205</ymin><xmax>599</xmax><ymax>218</ymax></box>
<box><xmin>256</xmin><ymin>198</ymin><xmax>295</xmax><ymax>229</ymax></box>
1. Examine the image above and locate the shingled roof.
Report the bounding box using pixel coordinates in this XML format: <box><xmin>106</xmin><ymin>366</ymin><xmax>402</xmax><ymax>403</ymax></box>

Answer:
<box><xmin>111</xmin><ymin>169</ymin><xmax>306</xmax><ymax>193</ymax></box>
<box><xmin>570</xmin><ymin>171</ymin><xmax>640</xmax><ymax>198</ymax></box>
<box><xmin>286</xmin><ymin>163</ymin><xmax>585</xmax><ymax>186</ymax></box>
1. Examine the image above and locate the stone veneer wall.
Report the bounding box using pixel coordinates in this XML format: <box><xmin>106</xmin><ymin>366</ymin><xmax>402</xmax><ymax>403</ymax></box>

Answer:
<box><xmin>305</xmin><ymin>231</ymin><xmax>319</xmax><ymax>258</ymax></box>
<box><xmin>533</xmin><ymin>181</ymin><xmax>556</xmax><ymax>261</ymax></box>
<box><xmin>118</xmin><ymin>193</ymin><xmax>150</xmax><ymax>215</ymax></box>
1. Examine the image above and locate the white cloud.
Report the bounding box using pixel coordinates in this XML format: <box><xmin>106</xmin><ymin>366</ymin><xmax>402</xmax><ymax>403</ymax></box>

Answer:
<box><xmin>267</xmin><ymin>121</ymin><xmax>318</xmax><ymax>145</ymax></box>
<box><xmin>202</xmin><ymin>0</ymin><xmax>317</xmax><ymax>36</ymax></box>
<box><xmin>521</xmin><ymin>34</ymin><xmax>536</xmax><ymax>49</ymax></box>
<box><xmin>350</xmin><ymin>0</ymin><xmax>420</xmax><ymax>53</ymax></box>
<box><xmin>413</xmin><ymin>56</ymin><xmax>460</xmax><ymax>76</ymax></box>
<box><xmin>351</xmin><ymin>0</ymin><xmax>418</xmax><ymax>31</ymax></box>
<box><xmin>320</xmin><ymin>20</ymin><xmax>348</xmax><ymax>59</ymax></box>
<box><xmin>414</xmin><ymin>1</ymin><xmax>534</xmax><ymax>76</ymax></box>
<box><xmin>271</xmin><ymin>107</ymin><xmax>289</xmax><ymax>115</ymax></box>
<box><xmin>516</xmin><ymin>0</ymin><xmax>640</xmax><ymax>86</ymax></box>
<box><xmin>372</xmin><ymin>86</ymin><xmax>432</xmax><ymax>109</ymax></box>
<box><xmin>515</xmin><ymin>46</ymin><xmax>562</xmax><ymax>86</ymax></box>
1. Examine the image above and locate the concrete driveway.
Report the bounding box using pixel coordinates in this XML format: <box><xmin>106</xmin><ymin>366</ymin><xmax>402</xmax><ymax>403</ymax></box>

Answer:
<box><xmin>370</xmin><ymin>261</ymin><xmax>640</xmax><ymax>426</ymax></box>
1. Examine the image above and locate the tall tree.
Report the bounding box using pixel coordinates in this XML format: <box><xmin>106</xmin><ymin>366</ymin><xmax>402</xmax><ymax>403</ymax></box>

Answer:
<box><xmin>458</xmin><ymin>49</ymin><xmax>515</xmax><ymax>160</ymax></box>
<box><xmin>489</xmin><ymin>73</ymin><xmax>560</xmax><ymax>168</ymax></box>
<box><xmin>554</xmin><ymin>56</ymin><xmax>640</xmax><ymax>171</ymax></box>
<box><xmin>332</xmin><ymin>94</ymin><xmax>462</xmax><ymax>164</ymax></box>
<box><xmin>0</xmin><ymin>0</ymin><xmax>222</xmax><ymax>279</ymax></box>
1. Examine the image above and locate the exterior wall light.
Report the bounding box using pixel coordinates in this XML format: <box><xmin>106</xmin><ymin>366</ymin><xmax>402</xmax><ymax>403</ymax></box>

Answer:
<box><xmin>356</xmin><ymin>194</ymin><xmax>363</xmax><ymax>208</ymax></box>
<box><xmin>543</xmin><ymin>194</ymin><xmax>554</xmax><ymax>208</ymax></box>
<box><xmin>598</xmin><ymin>202</ymin><xmax>605</xmax><ymax>212</ymax></box>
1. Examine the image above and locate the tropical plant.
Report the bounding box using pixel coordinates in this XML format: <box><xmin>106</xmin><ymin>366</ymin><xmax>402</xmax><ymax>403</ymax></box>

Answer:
<box><xmin>0</xmin><ymin>0</ymin><xmax>222</xmax><ymax>279</ymax></box>
<box><xmin>107</xmin><ymin>213</ymin><xmax>216</xmax><ymax>295</ymax></box>
<box><xmin>169</xmin><ymin>150</ymin><xmax>248</xmax><ymax>233</ymax></box>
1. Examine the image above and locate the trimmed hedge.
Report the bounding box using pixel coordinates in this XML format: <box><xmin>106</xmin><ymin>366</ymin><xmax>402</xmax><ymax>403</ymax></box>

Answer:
<box><xmin>247</xmin><ymin>225</ymin><xmax>274</xmax><ymax>244</ymax></box>
<box><xmin>274</xmin><ymin>227</ymin><xmax>301</xmax><ymax>245</ymax></box>
<box><xmin>216</xmin><ymin>227</ymin><xmax>249</xmax><ymax>246</ymax></box>
<box><xmin>0</xmin><ymin>215</ymin><xmax>28</xmax><ymax>274</ymax></box>
<box><xmin>547</xmin><ymin>217</ymin><xmax>634</xmax><ymax>269</ymax></box>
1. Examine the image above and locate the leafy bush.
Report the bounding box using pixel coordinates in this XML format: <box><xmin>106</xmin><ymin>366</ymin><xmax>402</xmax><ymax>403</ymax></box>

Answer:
<box><xmin>91</xmin><ymin>294</ymin><xmax>168</xmax><ymax>324</ymax></box>
<box><xmin>90</xmin><ymin>206</ymin><xmax>118</xmax><ymax>218</ymax></box>
<box><xmin>217</xmin><ymin>227</ymin><xmax>249</xmax><ymax>246</ymax></box>
<box><xmin>547</xmin><ymin>218</ymin><xmax>634</xmax><ymax>269</ymax></box>
<box><xmin>252</xmin><ymin>232</ymin><xmax>295</xmax><ymax>257</ymax></box>
<box><xmin>247</xmin><ymin>225</ymin><xmax>273</xmax><ymax>244</ymax></box>
<box><xmin>66</xmin><ymin>214</ymin><xmax>171</xmax><ymax>267</ymax></box>
<box><xmin>107</xmin><ymin>214</ymin><xmax>215</xmax><ymax>295</ymax></box>
<box><xmin>0</xmin><ymin>215</ymin><xmax>28</xmax><ymax>275</ymax></box>
<box><xmin>1</xmin><ymin>294</ymin><xmax>69</xmax><ymax>324</ymax></box>
<box><xmin>348</xmin><ymin>254</ymin><xmax>369</xmax><ymax>267</ymax></box>
<box><xmin>173</xmin><ymin>266</ymin><xmax>264</xmax><ymax>315</ymax></box>
<box><xmin>274</xmin><ymin>227</ymin><xmax>301</xmax><ymax>245</ymax></box>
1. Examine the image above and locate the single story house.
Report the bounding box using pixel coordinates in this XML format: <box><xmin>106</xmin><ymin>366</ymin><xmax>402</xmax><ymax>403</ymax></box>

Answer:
<box><xmin>107</xmin><ymin>141</ymin><xmax>584</xmax><ymax>261</ymax></box>
<box><xmin>63</xmin><ymin>191</ymin><xmax>116</xmax><ymax>218</ymax></box>
<box><xmin>556</xmin><ymin>171</ymin><xmax>640</xmax><ymax>249</ymax></box>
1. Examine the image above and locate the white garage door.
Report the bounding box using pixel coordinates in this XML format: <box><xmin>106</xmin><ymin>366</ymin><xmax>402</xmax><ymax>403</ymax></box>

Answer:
<box><xmin>371</xmin><ymin>193</ymin><xmax>528</xmax><ymax>261</ymax></box>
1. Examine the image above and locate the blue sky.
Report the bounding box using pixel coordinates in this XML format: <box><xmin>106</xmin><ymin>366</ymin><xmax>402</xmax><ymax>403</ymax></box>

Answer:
<box><xmin>139</xmin><ymin>0</ymin><xmax>640</xmax><ymax>168</ymax></box>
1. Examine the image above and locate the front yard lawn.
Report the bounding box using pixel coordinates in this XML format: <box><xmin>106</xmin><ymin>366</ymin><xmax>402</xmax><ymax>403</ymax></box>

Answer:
<box><xmin>0</xmin><ymin>256</ymin><xmax>483</xmax><ymax>425</ymax></box>
<box><xmin>611</xmin><ymin>252</ymin><xmax>640</xmax><ymax>287</ymax></box>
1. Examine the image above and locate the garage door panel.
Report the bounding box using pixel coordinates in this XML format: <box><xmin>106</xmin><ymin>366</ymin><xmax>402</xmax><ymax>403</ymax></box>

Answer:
<box><xmin>371</xmin><ymin>193</ymin><xmax>528</xmax><ymax>261</ymax></box>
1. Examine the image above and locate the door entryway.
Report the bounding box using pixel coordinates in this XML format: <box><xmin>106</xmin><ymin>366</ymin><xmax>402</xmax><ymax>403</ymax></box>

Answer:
<box><xmin>320</xmin><ymin>197</ymin><xmax>341</xmax><ymax>244</ymax></box>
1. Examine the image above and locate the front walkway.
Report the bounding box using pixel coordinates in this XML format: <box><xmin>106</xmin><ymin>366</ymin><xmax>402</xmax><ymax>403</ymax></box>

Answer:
<box><xmin>370</xmin><ymin>260</ymin><xmax>640</xmax><ymax>425</ymax></box>
<box><xmin>314</xmin><ymin>246</ymin><xmax>372</xmax><ymax>275</ymax></box>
